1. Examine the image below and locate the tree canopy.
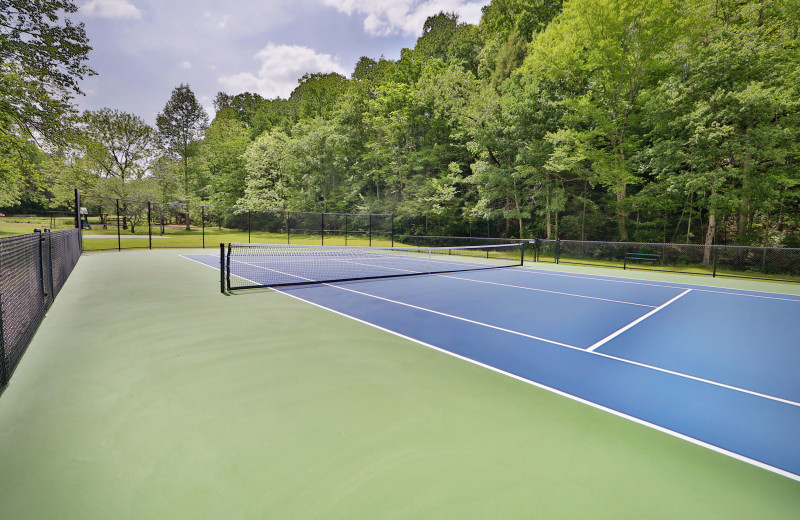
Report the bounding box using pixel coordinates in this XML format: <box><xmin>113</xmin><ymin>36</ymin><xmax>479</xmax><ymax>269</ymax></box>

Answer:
<box><xmin>4</xmin><ymin>0</ymin><xmax>800</xmax><ymax>248</ymax></box>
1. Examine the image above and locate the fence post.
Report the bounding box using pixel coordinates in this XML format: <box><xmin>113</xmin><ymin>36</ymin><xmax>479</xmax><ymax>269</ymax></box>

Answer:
<box><xmin>555</xmin><ymin>238</ymin><xmax>561</xmax><ymax>264</ymax></box>
<box><xmin>74</xmin><ymin>189</ymin><xmax>82</xmax><ymax>252</ymax></box>
<box><xmin>46</xmin><ymin>229</ymin><xmax>54</xmax><ymax>299</ymax></box>
<box><xmin>116</xmin><ymin>199</ymin><xmax>121</xmax><ymax>251</ymax></box>
<box><xmin>712</xmin><ymin>245</ymin><xmax>718</xmax><ymax>277</ymax></box>
<box><xmin>369</xmin><ymin>214</ymin><xmax>372</xmax><ymax>247</ymax></box>
<box><xmin>202</xmin><ymin>206</ymin><xmax>205</xmax><ymax>249</ymax></box>
<box><xmin>0</xmin><ymin>292</ymin><xmax>7</xmax><ymax>387</ymax></box>
<box><xmin>147</xmin><ymin>201</ymin><xmax>152</xmax><ymax>250</ymax></box>
<box><xmin>321</xmin><ymin>213</ymin><xmax>325</xmax><ymax>246</ymax></box>
<box><xmin>35</xmin><ymin>229</ymin><xmax>47</xmax><ymax>301</ymax></box>
<box><xmin>391</xmin><ymin>214</ymin><xmax>395</xmax><ymax>247</ymax></box>
<box><xmin>286</xmin><ymin>211</ymin><xmax>290</xmax><ymax>244</ymax></box>
<box><xmin>344</xmin><ymin>214</ymin><xmax>348</xmax><ymax>246</ymax></box>
<box><xmin>248</xmin><ymin>210</ymin><xmax>251</xmax><ymax>244</ymax></box>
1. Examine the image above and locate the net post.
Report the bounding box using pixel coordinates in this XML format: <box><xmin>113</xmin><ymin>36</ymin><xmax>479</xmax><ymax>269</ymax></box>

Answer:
<box><xmin>116</xmin><ymin>198</ymin><xmax>121</xmax><ymax>251</ymax></box>
<box><xmin>520</xmin><ymin>242</ymin><xmax>525</xmax><ymax>265</ymax></box>
<box><xmin>226</xmin><ymin>243</ymin><xmax>232</xmax><ymax>291</ymax></box>
<box><xmin>220</xmin><ymin>243</ymin><xmax>226</xmax><ymax>294</ymax></box>
<box><xmin>555</xmin><ymin>238</ymin><xmax>560</xmax><ymax>264</ymax></box>
<box><xmin>147</xmin><ymin>201</ymin><xmax>152</xmax><ymax>250</ymax></box>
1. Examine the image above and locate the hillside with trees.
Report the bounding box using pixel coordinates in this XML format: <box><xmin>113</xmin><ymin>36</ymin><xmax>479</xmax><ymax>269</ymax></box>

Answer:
<box><xmin>3</xmin><ymin>0</ymin><xmax>799</xmax><ymax>247</ymax></box>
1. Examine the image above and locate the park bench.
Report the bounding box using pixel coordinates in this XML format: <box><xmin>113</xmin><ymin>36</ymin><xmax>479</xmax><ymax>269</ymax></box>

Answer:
<box><xmin>624</xmin><ymin>252</ymin><xmax>661</xmax><ymax>268</ymax></box>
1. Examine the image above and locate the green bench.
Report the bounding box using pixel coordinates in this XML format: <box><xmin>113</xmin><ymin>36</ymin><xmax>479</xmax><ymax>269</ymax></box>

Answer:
<box><xmin>624</xmin><ymin>252</ymin><xmax>661</xmax><ymax>268</ymax></box>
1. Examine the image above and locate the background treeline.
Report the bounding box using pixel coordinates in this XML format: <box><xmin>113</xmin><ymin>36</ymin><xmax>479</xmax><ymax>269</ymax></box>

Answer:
<box><xmin>3</xmin><ymin>0</ymin><xmax>799</xmax><ymax>247</ymax></box>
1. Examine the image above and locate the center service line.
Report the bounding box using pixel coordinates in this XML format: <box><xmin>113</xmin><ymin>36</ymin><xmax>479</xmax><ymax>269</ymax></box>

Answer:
<box><xmin>586</xmin><ymin>289</ymin><xmax>692</xmax><ymax>352</ymax></box>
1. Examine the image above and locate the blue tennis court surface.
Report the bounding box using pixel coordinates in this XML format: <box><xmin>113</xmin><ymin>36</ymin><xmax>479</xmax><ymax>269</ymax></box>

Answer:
<box><xmin>184</xmin><ymin>253</ymin><xmax>800</xmax><ymax>481</ymax></box>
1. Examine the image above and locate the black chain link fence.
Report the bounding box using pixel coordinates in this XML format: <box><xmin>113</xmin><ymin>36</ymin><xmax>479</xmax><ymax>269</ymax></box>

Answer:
<box><xmin>0</xmin><ymin>228</ymin><xmax>82</xmax><ymax>390</ymax></box>
<box><xmin>532</xmin><ymin>239</ymin><xmax>800</xmax><ymax>283</ymax></box>
<box><xmin>79</xmin><ymin>195</ymin><xmax>393</xmax><ymax>251</ymax></box>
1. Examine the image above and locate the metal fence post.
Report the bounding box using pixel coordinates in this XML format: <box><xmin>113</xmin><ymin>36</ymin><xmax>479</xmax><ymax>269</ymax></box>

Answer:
<box><xmin>555</xmin><ymin>238</ymin><xmax>561</xmax><ymax>264</ymax></box>
<box><xmin>391</xmin><ymin>215</ymin><xmax>395</xmax><ymax>247</ymax></box>
<box><xmin>147</xmin><ymin>201</ymin><xmax>152</xmax><ymax>250</ymax></box>
<box><xmin>712</xmin><ymin>245</ymin><xmax>718</xmax><ymax>277</ymax></box>
<box><xmin>0</xmin><ymin>292</ymin><xmax>7</xmax><ymax>387</ymax></box>
<box><xmin>285</xmin><ymin>211</ymin><xmax>290</xmax><ymax>244</ymax></box>
<box><xmin>321</xmin><ymin>213</ymin><xmax>325</xmax><ymax>246</ymax></box>
<box><xmin>202</xmin><ymin>206</ymin><xmax>205</xmax><ymax>249</ymax></box>
<box><xmin>116</xmin><ymin>198</ymin><xmax>121</xmax><ymax>251</ymax></box>
<box><xmin>248</xmin><ymin>210</ymin><xmax>251</xmax><ymax>243</ymax></box>
<box><xmin>369</xmin><ymin>214</ymin><xmax>372</xmax><ymax>247</ymax></box>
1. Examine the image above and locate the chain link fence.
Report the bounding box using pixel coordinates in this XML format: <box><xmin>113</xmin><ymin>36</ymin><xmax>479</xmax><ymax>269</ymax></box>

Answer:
<box><xmin>79</xmin><ymin>195</ymin><xmax>393</xmax><ymax>251</ymax></box>
<box><xmin>0</xmin><ymin>228</ymin><xmax>82</xmax><ymax>390</ymax></box>
<box><xmin>532</xmin><ymin>239</ymin><xmax>800</xmax><ymax>283</ymax></box>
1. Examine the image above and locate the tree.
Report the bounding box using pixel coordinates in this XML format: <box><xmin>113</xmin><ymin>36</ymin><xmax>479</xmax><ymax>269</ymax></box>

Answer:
<box><xmin>0</xmin><ymin>0</ymin><xmax>94</xmax><ymax>205</ymax></box>
<box><xmin>79</xmin><ymin>109</ymin><xmax>156</xmax><ymax>198</ymax></box>
<box><xmin>76</xmin><ymin>108</ymin><xmax>156</xmax><ymax>230</ymax></box>
<box><xmin>156</xmin><ymin>84</ymin><xmax>208</xmax><ymax>228</ymax></box>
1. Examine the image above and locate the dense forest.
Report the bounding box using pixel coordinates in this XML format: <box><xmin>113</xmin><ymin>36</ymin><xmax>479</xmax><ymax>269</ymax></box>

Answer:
<box><xmin>2</xmin><ymin>0</ymin><xmax>799</xmax><ymax>247</ymax></box>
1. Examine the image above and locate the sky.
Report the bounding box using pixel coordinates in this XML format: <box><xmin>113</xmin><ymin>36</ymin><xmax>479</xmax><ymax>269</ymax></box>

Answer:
<box><xmin>73</xmin><ymin>0</ymin><xmax>491</xmax><ymax>124</ymax></box>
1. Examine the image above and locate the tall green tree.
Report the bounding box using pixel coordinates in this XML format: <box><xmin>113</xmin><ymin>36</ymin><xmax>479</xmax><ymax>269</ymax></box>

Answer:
<box><xmin>0</xmin><ymin>0</ymin><xmax>94</xmax><ymax>206</ymax></box>
<box><xmin>156</xmin><ymin>83</ymin><xmax>208</xmax><ymax>227</ymax></box>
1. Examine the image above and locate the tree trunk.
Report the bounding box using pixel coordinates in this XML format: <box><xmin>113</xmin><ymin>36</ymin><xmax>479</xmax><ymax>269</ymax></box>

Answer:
<box><xmin>545</xmin><ymin>188</ymin><xmax>552</xmax><ymax>239</ymax></box>
<box><xmin>616</xmin><ymin>183</ymin><xmax>628</xmax><ymax>240</ymax></box>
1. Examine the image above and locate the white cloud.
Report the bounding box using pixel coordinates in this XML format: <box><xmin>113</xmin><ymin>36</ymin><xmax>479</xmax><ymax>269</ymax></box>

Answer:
<box><xmin>218</xmin><ymin>43</ymin><xmax>346</xmax><ymax>99</ymax></box>
<box><xmin>180</xmin><ymin>60</ymin><xmax>192</xmax><ymax>70</ymax></box>
<box><xmin>81</xmin><ymin>0</ymin><xmax>143</xmax><ymax>20</ymax></box>
<box><xmin>321</xmin><ymin>0</ymin><xmax>486</xmax><ymax>36</ymax></box>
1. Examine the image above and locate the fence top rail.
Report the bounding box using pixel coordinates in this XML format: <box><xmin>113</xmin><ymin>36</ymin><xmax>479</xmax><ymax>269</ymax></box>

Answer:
<box><xmin>535</xmin><ymin>239</ymin><xmax>800</xmax><ymax>253</ymax></box>
<box><xmin>81</xmin><ymin>196</ymin><xmax>393</xmax><ymax>218</ymax></box>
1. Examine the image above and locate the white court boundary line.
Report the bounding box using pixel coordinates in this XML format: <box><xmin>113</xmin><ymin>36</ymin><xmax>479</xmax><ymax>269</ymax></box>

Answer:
<box><xmin>511</xmin><ymin>267</ymin><xmax>800</xmax><ymax>303</ymax></box>
<box><xmin>181</xmin><ymin>253</ymin><xmax>800</xmax><ymax>482</ymax></box>
<box><xmin>586</xmin><ymin>289</ymin><xmax>692</xmax><ymax>351</ymax></box>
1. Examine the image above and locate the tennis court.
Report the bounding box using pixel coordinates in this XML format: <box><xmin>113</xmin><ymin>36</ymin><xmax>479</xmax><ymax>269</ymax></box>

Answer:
<box><xmin>1</xmin><ymin>247</ymin><xmax>798</xmax><ymax>518</ymax></box>
<box><xmin>188</xmin><ymin>245</ymin><xmax>800</xmax><ymax>481</ymax></box>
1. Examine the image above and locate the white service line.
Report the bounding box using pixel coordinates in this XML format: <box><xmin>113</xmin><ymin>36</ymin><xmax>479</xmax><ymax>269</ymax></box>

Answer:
<box><xmin>586</xmin><ymin>289</ymin><xmax>692</xmax><ymax>352</ymax></box>
<box><xmin>438</xmin><ymin>274</ymin><xmax>656</xmax><ymax>308</ymax></box>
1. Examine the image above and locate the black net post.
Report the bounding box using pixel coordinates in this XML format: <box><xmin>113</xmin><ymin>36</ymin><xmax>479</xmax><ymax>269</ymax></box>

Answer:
<box><xmin>226</xmin><ymin>243</ymin><xmax>232</xmax><ymax>290</ymax></box>
<box><xmin>220</xmin><ymin>243</ymin><xmax>225</xmax><ymax>294</ymax></box>
<box><xmin>555</xmin><ymin>238</ymin><xmax>561</xmax><ymax>264</ymax></box>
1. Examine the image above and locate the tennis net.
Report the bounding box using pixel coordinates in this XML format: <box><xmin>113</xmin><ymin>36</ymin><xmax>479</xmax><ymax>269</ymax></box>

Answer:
<box><xmin>221</xmin><ymin>242</ymin><xmax>525</xmax><ymax>291</ymax></box>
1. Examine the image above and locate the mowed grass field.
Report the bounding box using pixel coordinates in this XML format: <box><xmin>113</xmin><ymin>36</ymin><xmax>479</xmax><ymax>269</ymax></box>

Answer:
<box><xmin>0</xmin><ymin>248</ymin><xmax>797</xmax><ymax>519</ymax></box>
